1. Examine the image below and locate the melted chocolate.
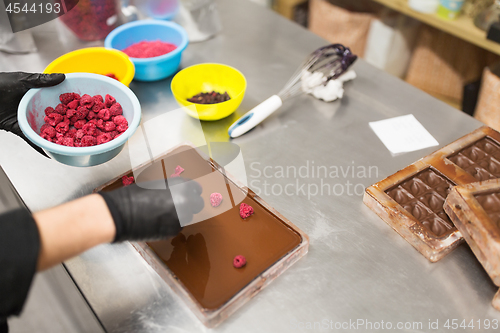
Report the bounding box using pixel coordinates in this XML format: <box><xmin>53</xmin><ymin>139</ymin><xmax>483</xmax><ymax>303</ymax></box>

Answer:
<box><xmin>474</xmin><ymin>191</ymin><xmax>500</xmax><ymax>228</ymax></box>
<box><xmin>448</xmin><ymin>137</ymin><xmax>500</xmax><ymax>181</ymax></box>
<box><xmin>101</xmin><ymin>146</ymin><xmax>302</xmax><ymax>310</ymax></box>
<box><xmin>386</xmin><ymin>168</ymin><xmax>455</xmax><ymax>237</ymax></box>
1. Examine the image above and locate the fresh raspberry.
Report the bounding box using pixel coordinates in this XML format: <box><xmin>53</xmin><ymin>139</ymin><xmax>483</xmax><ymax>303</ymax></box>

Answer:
<box><xmin>122</xmin><ymin>175</ymin><xmax>134</xmax><ymax>186</ymax></box>
<box><xmin>233</xmin><ymin>255</ymin><xmax>246</xmax><ymax>268</ymax></box>
<box><xmin>109</xmin><ymin>103</ymin><xmax>122</xmax><ymax>116</ymax></box>
<box><xmin>60</xmin><ymin>93</ymin><xmax>75</xmax><ymax>105</ymax></box>
<box><xmin>41</xmin><ymin>124</ymin><xmax>56</xmax><ymax>138</ymax></box>
<box><xmin>41</xmin><ymin>134</ymin><xmax>52</xmax><ymax>141</ymax></box>
<box><xmin>75</xmin><ymin>129</ymin><xmax>85</xmax><ymax>140</ymax></box>
<box><xmin>86</xmin><ymin>111</ymin><xmax>95</xmax><ymax>120</ymax></box>
<box><xmin>61</xmin><ymin>137</ymin><xmax>74</xmax><ymax>147</ymax></box>
<box><xmin>105</xmin><ymin>94</ymin><xmax>116</xmax><ymax>108</ymax></box>
<box><xmin>74</xmin><ymin>120</ymin><xmax>86</xmax><ymax>129</ymax></box>
<box><xmin>55</xmin><ymin>132</ymin><xmax>65</xmax><ymax>139</ymax></box>
<box><xmin>69</xmin><ymin>116</ymin><xmax>78</xmax><ymax>125</ymax></box>
<box><xmin>210</xmin><ymin>193</ymin><xmax>223</xmax><ymax>207</ymax></box>
<box><xmin>97</xmin><ymin>133</ymin><xmax>112</xmax><ymax>144</ymax></box>
<box><xmin>67</xmin><ymin>100</ymin><xmax>79</xmax><ymax>110</ymax></box>
<box><xmin>239</xmin><ymin>203</ymin><xmax>254</xmax><ymax>219</ymax></box>
<box><xmin>106</xmin><ymin>73</ymin><xmax>119</xmax><ymax>80</ymax></box>
<box><xmin>44</xmin><ymin>107</ymin><xmax>55</xmax><ymax>116</ymax></box>
<box><xmin>74</xmin><ymin>140</ymin><xmax>82</xmax><ymax>147</ymax></box>
<box><xmin>170</xmin><ymin>165</ymin><xmax>185</xmax><ymax>178</ymax></box>
<box><xmin>97</xmin><ymin>108</ymin><xmax>110</xmax><ymax>120</ymax></box>
<box><xmin>66</xmin><ymin>128</ymin><xmax>77</xmax><ymax>139</ymax></box>
<box><xmin>61</xmin><ymin>116</ymin><xmax>70</xmax><ymax>125</ymax></box>
<box><xmin>66</xmin><ymin>109</ymin><xmax>76</xmax><ymax>118</ymax></box>
<box><xmin>104</xmin><ymin>121</ymin><xmax>116</xmax><ymax>132</ymax></box>
<box><xmin>96</xmin><ymin>119</ymin><xmax>105</xmax><ymax>130</ymax></box>
<box><xmin>92</xmin><ymin>101</ymin><xmax>104</xmax><ymax>113</ymax></box>
<box><xmin>92</xmin><ymin>95</ymin><xmax>104</xmax><ymax>104</ymax></box>
<box><xmin>55</xmin><ymin>122</ymin><xmax>69</xmax><ymax>133</ymax></box>
<box><xmin>81</xmin><ymin>135</ymin><xmax>97</xmax><ymax>147</ymax></box>
<box><xmin>76</xmin><ymin>106</ymin><xmax>88</xmax><ymax>120</ymax></box>
<box><xmin>113</xmin><ymin>115</ymin><xmax>127</xmax><ymax>125</ymax></box>
<box><xmin>44</xmin><ymin>113</ymin><xmax>63</xmax><ymax>126</ymax></box>
<box><xmin>82</xmin><ymin>122</ymin><xmax>97</xmax><ymax>136</ymax></box>
<box><xmin>116</xmin><ymin>124</ymin><xmax>127</xmax><ymax>132</ymax></box>
<box><xmin>79</xmin><ymin>94</ymin><xmax>94</xmax><ymax>109</ymax></box>
<box><xmin>55</xmin><ymin>103</ymin><xmax>67</xmax><ymax>115</ymax></box>
<box><xmin>109</xmin><ymin>130</ymin><xmax>119</xmax><ymax>139</ymax></box>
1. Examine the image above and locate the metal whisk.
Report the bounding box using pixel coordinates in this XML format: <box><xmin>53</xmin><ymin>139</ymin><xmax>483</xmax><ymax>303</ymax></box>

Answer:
<box><xmin>228</xmin><ymin>44</ymin><xmax>357</xmax><ymax>138</ymax></box>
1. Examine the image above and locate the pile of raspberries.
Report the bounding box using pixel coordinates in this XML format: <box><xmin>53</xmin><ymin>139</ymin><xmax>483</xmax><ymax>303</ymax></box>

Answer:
<box><xmin>39</xmin><ymin>92</ymin><xmax>129</xmax><ymax>147</ymax></box>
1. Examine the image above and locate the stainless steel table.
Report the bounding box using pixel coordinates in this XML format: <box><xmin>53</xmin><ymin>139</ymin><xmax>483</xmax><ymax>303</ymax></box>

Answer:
<box><xmin>2</xmin><ymin>0</ymin><xmax>500</xmax><ymax>332</ymax></box>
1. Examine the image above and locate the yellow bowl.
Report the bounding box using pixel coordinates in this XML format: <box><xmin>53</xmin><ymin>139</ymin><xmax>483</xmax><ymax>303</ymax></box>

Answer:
<box><xmin>44</xmin><ymin>47</ymin><xmax>135</xmax><ymax>87</ymax></box>
<box><xmin>171</xmin><ymin>63</ymin><xmax>246</xmax><ymax>121</ymax></box>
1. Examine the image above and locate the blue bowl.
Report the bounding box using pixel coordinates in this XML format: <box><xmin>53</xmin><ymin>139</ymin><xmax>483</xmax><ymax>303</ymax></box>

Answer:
<box><xmin>105</xmin><ymin>20</ymin><xmax>189</xmax><ymax>82</ymax></box>
<box><xmin>17</xmin><ymin>73</ymin><xmax>142</xmax><ymax>167</ymax></box>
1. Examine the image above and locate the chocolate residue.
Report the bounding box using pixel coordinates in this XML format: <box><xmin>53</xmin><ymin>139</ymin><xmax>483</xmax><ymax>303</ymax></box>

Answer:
<box><xmin>474</xmin><ymin>191</ymin><xmax>500</xmax><ymax>227</ymax></box>
<box><xmin>386</xmin><ymin>168</ymin><xmax>456</xmax><ymax>237</ymax></box>
<box><xmin>448</xmin><ymin>137</ymin><xmax>500</xmax><ymax>181</ymax></box>
<box><xmin>101</xmin><ymin>146</ymin><xmax>302</xmax><ymax>310</ymax></box>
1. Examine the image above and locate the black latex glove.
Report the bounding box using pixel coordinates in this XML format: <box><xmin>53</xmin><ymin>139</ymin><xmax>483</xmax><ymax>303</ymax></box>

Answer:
<box><xmin>0</xmin><ymin>72</ymin><xmax>65</xmax><ymax>156</ymax></box>
<box><xmin>100</xmin><ymin>177</ymin><xmax>204</xmax><ymax>242</ymax></box>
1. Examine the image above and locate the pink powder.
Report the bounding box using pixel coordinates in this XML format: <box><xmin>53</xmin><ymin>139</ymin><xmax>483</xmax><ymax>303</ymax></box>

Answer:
<box><xmin>122</xmin><ymin>41</ymin><xmax>177</xmax><ymax>58</ymax></box>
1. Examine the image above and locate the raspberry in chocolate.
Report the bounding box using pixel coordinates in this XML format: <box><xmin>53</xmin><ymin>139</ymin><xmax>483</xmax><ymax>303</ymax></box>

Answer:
<box><xmin>122</xmin><ymin>175</ymin><xmax>134</xmax><ymax>186</ymax></box>
<box><xmin>170</xmin><ymin>165</ymin><xmax>185</xmax><ymax>178</ymax></box>
<box><xmin>210</xmin><ymin>193</ymin><xmax>223</xmax><ymax>207</ymax></box>
<box><xmin>239</xmin><ymin>203</ymin><xmax>254</xmax><ymax>219</ymax></box>
<box><xmin>233</xmin><ymin>255</ymin><xmax>246</xmax><ymax>268</ymax></box>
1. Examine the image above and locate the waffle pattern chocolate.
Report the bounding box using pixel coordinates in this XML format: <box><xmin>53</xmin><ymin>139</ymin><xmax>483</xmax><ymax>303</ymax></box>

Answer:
<box><xmin>364</xmin><ymin>126</ymin><xmax>500</xmax><ymax>262</ymax></box>
<box><xmin>444</xmin><ymin>179</ymin><xmax>500</xmax><ymax>312</ymax></box>
<box><xmin>448</xmin><ymin>137</ymin><xmax>500</xmax><ymax>181</ymax></box>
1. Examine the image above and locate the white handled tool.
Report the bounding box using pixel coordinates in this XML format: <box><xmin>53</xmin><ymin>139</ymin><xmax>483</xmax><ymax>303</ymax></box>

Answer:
<box><xmin>228</xmin><ymin>95</ymin><xmax>283</xmax><ymax>138</ymax></box>
<box><xmin>228</xmin><ymin>44</ymin><xmax>357</xmax><ymax>138</ymax></box>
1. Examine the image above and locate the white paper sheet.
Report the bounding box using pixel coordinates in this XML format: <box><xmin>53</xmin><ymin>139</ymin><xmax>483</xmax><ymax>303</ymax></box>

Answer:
<box><xmin>369</xmin><ymin>114</ymin><xmax>439</xmax><ymax>155</ymax></box>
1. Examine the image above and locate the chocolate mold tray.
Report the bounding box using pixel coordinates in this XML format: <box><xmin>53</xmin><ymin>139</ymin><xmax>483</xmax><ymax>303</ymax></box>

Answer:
<box><xmin>94</xmin><ymin>143</ymin><xmax>309</xmax><ymax>328</ymax></box>
<box><xmin>444</xmin><ymin>179</ymin><xmax>500</xmax><ymax>311</ymax></box>
<box><xmin>364</xmin><ymin>126</ymin><xmax>500</xmax><ymax>262</ymax></box>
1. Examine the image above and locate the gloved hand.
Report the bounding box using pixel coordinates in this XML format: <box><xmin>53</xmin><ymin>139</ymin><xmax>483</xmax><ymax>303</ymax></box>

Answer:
<box><xmin>0</xmin><ymin>72</ymin><xmax>65</xmax><ymax>156</ymax></box>
<box><xmin>99</xmin><ymin>177</ymin><xmax>204</xmax><ymax>242</ymax></box>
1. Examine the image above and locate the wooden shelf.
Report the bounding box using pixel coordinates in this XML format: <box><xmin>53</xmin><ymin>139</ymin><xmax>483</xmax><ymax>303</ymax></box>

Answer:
<box><xmin>371</xmin><ymin>0</ymin><xmax>500</xmax><ymax>56</ymax></box>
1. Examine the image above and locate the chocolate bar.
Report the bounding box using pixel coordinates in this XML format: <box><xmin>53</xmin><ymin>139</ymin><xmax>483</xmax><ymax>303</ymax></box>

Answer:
<box><xmin>364</xmin><ymin>126</ymin><xmax>500</xmax><ymax>262</ymax></box>
<box><xmin>444</xmin><ymin>179</ymin><xmax>500</xmax><ymax>311</ymax></box>
<box><xmin>95</xmin><ymin>144</ymin><xmax>309</xmax><ymax>327</ymax></box>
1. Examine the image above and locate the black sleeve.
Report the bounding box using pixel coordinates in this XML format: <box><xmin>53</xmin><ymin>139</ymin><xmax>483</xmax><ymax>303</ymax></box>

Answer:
<box><xmin>0</xmin><ymin>209</ymin><xmax>40</xmax><ymax>320</ymax></box>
